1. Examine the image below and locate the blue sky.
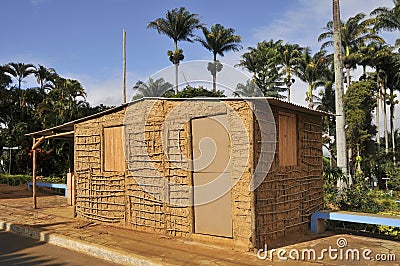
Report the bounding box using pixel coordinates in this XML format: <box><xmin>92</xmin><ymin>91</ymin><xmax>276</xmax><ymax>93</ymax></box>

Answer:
<box><xmin>1</xmin><ymin>0</ymin><xmax>397</xmax><ymax>106</ymax></box>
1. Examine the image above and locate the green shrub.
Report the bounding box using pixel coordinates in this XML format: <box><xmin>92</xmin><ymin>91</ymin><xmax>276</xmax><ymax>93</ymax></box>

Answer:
<box><xmin>385</xmin><ymin>164</ymin><xmax>400</xmax><ymax>191</ymax></box>
<box><xmin>336</xmin><ymin>181</ymin><xmax>384</xmax><ymax>214</ymax></box>
<box><xmin>0</xmin><ymin>174</ymin><xmax>66</xmax><ymax>186</ymax></box>
<box><xmin>38</xmin><ymin>176</ymin><xmax>66</xmax><ymax>184</ymax></box>
<box><xmin>0</xmin><ymin>174</ymin><xmax>32</xmax><ymax>186</ymax></box>
<box><xmin>165</xmin><ymin>85</ymin><xmax>225</xmax><ymax>98</ymax></box>
<box><xmin>323</xmin><ymin>165</ymin><xmax>400</xmax><ymax>237</ymax></box>
<box><xmin>377</xmin><ymin>211</ymin><xmax>400</xmax><ymax>239</ymax></box>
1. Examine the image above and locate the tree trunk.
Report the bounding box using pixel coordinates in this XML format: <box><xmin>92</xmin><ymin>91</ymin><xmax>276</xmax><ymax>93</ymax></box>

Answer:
<box><xmin>308</xmin><ymin>84</ymin><xmax>313</xmax><ymax>109</ymax></box>
<box><xmin>175</xmin><ymin>63</ymin><xmax>179</xmax><ymax>94</ymax></box>
<box><xmin>356</xmin><ymin>145</ymin><xmax>362</xmax><ymax>174</ymax></box>
<box><xmin>174</xmin><ymin>41</ymin><xmax>179</xmax><ymax>94</ymax></box>
<box><xmin>348</xmin><ymin>147</ymin><xmax>353</xmax><ymax>186</ymax></box>
<box><xmin>346</xmin><ymin>65</ymin><xmax>351</xmax><ymax>88</ymax></box>
<box><xmin>378</xmin><ymin>80</ymin><xmax>389</xmax><ymax>154</ymax></box>
<box><xmin>376</xmin><ymin>85</ymin><xmax>380</xmax><ymax>151</ymax></box>
<box><xmin>382</xmin><ymin>84</ymin><xmax>389</xmax><ymax>154</ymax></box>
<box><xmin>213</xmin><ymin>53</ymin><xmax>217</xmax><ymax>92</ymax></box>
<box><xmin>287</xmin><ymin>67</ymin><xmax>292</xmax><ymax>102</ymax></box>
<box><xmin>390</xmin><ymin>88</ymin><xmax>396</xmax><ymax>165</ymax></box>
<box><xmin>333</xmin><ymin>0</ymin><xmax>348</xmax><ymax>190</ymax></box>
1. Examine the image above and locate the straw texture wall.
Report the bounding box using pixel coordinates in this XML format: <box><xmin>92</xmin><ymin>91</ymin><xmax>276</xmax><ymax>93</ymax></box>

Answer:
<box><xmin>74</xmin><ymin>109</ymin><xmax>126</xmax><ymax>225</ymax></box>
<box><xmin>74</xmin><ymin>99</ymin><xmax>255</xmax><ymax>248</ymax></box>
<box><xmin>123</xmin><ymin>99</ymin><xmax>254</xmax><ymax>247</ymax></box>
<box><xmin>254</xmin><ymin>105</ymin><xmax>324</xmax><ymax>248</ymax></box>
<box><xmin>73</xmin><ymin>98</ymin><xmax>323</xmax><ymax>250</ymax></box>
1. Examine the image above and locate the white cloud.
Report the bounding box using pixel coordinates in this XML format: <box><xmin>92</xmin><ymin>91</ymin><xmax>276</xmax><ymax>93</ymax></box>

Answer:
<box><xmin>252</xmin><ymin>0</ymin><xmax>329</xmax><ymax>51</ymax></box>
<box><xmin>253</xmin><ymin>0</ymin><xmax>395</xmax><ymax>51</ymax></box>
<box><xmin>62</xmin><ymin>70</ymin><xmax>145</xmax><ymax>107</ymax></box>
<box><xmin>30</xmin><ymin>0</ymin><xmax>50</xmax><ymax>6</ymax></box>
<box><xmin>250</xmin><ymin>0</ymin><xmax>397</xmax><ymax>108</ymax></box>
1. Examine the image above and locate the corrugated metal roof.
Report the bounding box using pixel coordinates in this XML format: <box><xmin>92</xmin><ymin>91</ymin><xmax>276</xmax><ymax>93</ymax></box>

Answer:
<box><xmin>26</xmin><ymin>97</ymin><xmax>326</xmax><ymax>138</ymax></box>
<box><xmin>156</xmin><ymin>97</ymin><xmax>327</xmax><ymax>116</ymax></box>
<box><xmin>25</xmin><ymin>103</ymin><xmax>129</xmax><ymax>138</ymax></box>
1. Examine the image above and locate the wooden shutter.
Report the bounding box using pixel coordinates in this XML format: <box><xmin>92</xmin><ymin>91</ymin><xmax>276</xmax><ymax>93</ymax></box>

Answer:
<box><xmin>104</xmin><ymin>126</ymin><xmax>125</xmax><ymax>172</ymax></box>
<box><xmin>279</xmin><ymin>113</ymin><xmax>297</xmax><ymax>166</ymax></box>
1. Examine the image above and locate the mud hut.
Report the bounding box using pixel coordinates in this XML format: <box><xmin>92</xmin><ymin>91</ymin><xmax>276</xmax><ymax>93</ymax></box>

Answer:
<box><xmin>29</xmin><ymin>97</ymin><xmax>324</xmax><ymax>250</ymax></box>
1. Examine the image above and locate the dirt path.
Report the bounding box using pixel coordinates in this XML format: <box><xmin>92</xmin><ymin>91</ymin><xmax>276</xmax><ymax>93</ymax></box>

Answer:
<box><xmin>0</xmin><ymin>184</ymin><xmax>399</xmax><ymax>265</ymax></box>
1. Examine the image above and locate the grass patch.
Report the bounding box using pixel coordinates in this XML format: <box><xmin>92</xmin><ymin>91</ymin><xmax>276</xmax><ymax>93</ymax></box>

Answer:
<box><xmin>0</xmin><ymin>174</ymin><xmax>66</xmax><ymax>186</ymax></box>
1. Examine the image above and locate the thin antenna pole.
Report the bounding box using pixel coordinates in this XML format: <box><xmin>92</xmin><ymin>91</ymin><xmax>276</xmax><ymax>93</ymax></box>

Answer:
<box><xmin>123</xmin><ymin>29</ymin><xmax>127</xmax><ymax>104</ymax></box>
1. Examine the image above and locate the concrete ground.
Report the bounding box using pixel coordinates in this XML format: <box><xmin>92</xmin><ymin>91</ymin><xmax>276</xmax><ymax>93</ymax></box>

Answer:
<box><xmin>0</xmin><ymin>231</ymin><xmax>118</xmax><ymax>266</ymax></box>
<box><xmin>0</xmin><ymin>184</ymin><xmax>399</xmax><ymax>265</ymax></box>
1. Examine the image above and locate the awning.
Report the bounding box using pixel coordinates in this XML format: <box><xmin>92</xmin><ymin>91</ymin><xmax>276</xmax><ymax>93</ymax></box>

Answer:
<box><xmin>26</xmin><ymin>103</ymin><xmax>129</xmax><ymax>139</ymax></box>
<box><xmin>26</xmin><ymin>122</ymin><xmax>75</xmax><ymax>140</ymax></box>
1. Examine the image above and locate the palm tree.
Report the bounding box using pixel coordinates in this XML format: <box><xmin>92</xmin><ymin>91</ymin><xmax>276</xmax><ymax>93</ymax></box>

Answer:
<box><xmin>5</xmin><ymin>62</ymin><xmax>36</xmax><ymax>90</ymax></box>
<box><xmin>147</xmin><ymin>7</ymin><xmax>202</xmax><ymax>94</ymax></box>
<box><xmin>376</xmin><ymin>48</ymin><xmax>400</xmax><ymax>162</ymax></box>
<box><xmin>0</xmin><ymin>65</ymin><xmax>12</xmax><ymax>88</ymax></box>
<box><xmin>389</xmin><ymin>52</ymin><xmax>400</xmax><ymax>164</ymax></box>
<box><xmin>359</xmin><ymin>42</ymin><xmax>387</xmax><ymax>153</ymax></box>
<box><xmin>318</xmin><ymin>13</ymin><xmax>384</xmax><ymax>87</ymax></box>
<box><xmin>277</xmin><ymin>43</ymin><xmax>304</xmax><ymax>102</ymax></box>
<box><xmin>388</xmin><ymin>81</ymin><xmax>399</xmax><ymax>164</ymax></box>
<box><xmin>332</xmin><ymin>0</ymin><xmax>348</xmax><ymax>187</ymax></box>
<box><xmin>233</xmin><ymin>80</ymin><xmax>263</xmax><ymax>97</ymax></box>
<box><xmin>5</xmin><ymin>62</ymin><xmax>36</xmax><ymax>108</ymax></box>
<box><xmin>297</xmin><ymin>48</ymin><xmax>328</xmax><ymax>108</ymax></box>
<box><xmin>316</xmin><ymin>66</ymin><xmax>336</xmax><ymax>167</ymax></box>
<box><xmin>49</xmin><ymin>78</ymin><xmax>87</xmax><ymax>123</ymax></box>
<box><xmin>357</xmin><ymin>42</ymin><xmax>382</xmax><ymax>78</ymax></box>
<box><xmin>196</xmin><ymin>24</ymin><xmax>242</xmax><ymax>92</ymax></box>
<box><xmin>238</xmin><ymin>40</ymin><xmax>286</xmax><ymax>98</ymax></box>
<box><xmin>371</xmin><ymin>0</ymin><xmax>400</xmax><ymax>45</ymax></box>
<box><xmin>132</xmin><ymin>77</ymin><xmax>173</xmax><ymax>99</ymax></box>
<box><xmin>34</xmin><ymin>65</ymin><xmax>57</xmax><ymax>93</ymax></box>
<box><xmin>370</xmin><ymin>44</ymin><xmax>396</xmax><ymax>155</ymax></box>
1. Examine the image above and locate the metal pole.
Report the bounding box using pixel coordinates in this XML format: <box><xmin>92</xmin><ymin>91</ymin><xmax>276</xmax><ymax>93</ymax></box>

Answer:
<box><xmin>123</xmin><ymin>29</ymin><xmax>127</xmax><ymax>104</ymax></box>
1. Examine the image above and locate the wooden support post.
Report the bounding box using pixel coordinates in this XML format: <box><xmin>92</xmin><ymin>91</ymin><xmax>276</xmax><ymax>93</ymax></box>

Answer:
<box><xmin>30</xmin><ymin>132</ymin><xmax>73</xmax><ymax>209</ymax></box>
<box><xmin>32</xmin><ymin>136</ymin><xmax>44</xmax><ymax>150</ymax></box>
<box><xmin>250</xmin><ymin>105</ymin><xmax>257</xmax><ymax>248</ymax></box>
<box><xmin>32</xmin><ymin>138</ymin><xmax>37</xmax><ymax>209</ymax></box>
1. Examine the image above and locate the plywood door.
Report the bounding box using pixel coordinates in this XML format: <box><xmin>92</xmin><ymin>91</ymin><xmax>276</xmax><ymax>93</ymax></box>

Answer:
<box><xmin>104</xmin><ymin>126</ymin><xmax>125</xmax><ymax>171</ymax></box>
<box><xmin>278</xmin><ymin>113</ymin><xmax>297</xmax><ymax>166</ymax></box>
<box><xmin>192</xmin><ymin>115</ymin><xmax>232</xmax><ymax>237</ymax></box>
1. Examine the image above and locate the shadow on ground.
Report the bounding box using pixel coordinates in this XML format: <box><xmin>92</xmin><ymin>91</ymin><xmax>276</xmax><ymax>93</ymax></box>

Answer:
<box><xmin>0</xmin><ymin>231</ymin><xmax>59</xmax><ymax>266</ymax></box>
<box><xmin>0</xmin><ymin>184</ymin><xmax>62</xmax><ymax>199</ymax></box>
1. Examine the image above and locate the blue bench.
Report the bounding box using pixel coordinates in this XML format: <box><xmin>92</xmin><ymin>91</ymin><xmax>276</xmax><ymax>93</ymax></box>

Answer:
<box><xmin>28</xmin><ymin>182</ymin><xmax>68</xmax><ymax>197</ymax></box>
<box><xmin>311</xmin><ymin>210</ymin><xmax>400</xmax><ymax>234</ymax></box>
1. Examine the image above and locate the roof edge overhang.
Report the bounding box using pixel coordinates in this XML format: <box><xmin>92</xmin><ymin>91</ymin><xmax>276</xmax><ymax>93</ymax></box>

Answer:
<box><xmin>26</xmin><ymin>97</ymin><xmax>326</xmax><ymax>138</ymax></box>
<box><xmin>25</xmin><ymin>102</ymin><xmax>131</xmax><ymax>138</ymax></box>
<box><xmin>143</xmin><ymin>97</ymin><xmax>327</xmax><ymax>116</ymax></box>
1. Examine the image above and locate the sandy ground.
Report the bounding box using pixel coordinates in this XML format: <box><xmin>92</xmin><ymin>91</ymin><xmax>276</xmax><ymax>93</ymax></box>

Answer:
<box><xmin>1</xmin><ymin>184</ymin><xmax>399</xmax><ymax>265</ymax></box>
